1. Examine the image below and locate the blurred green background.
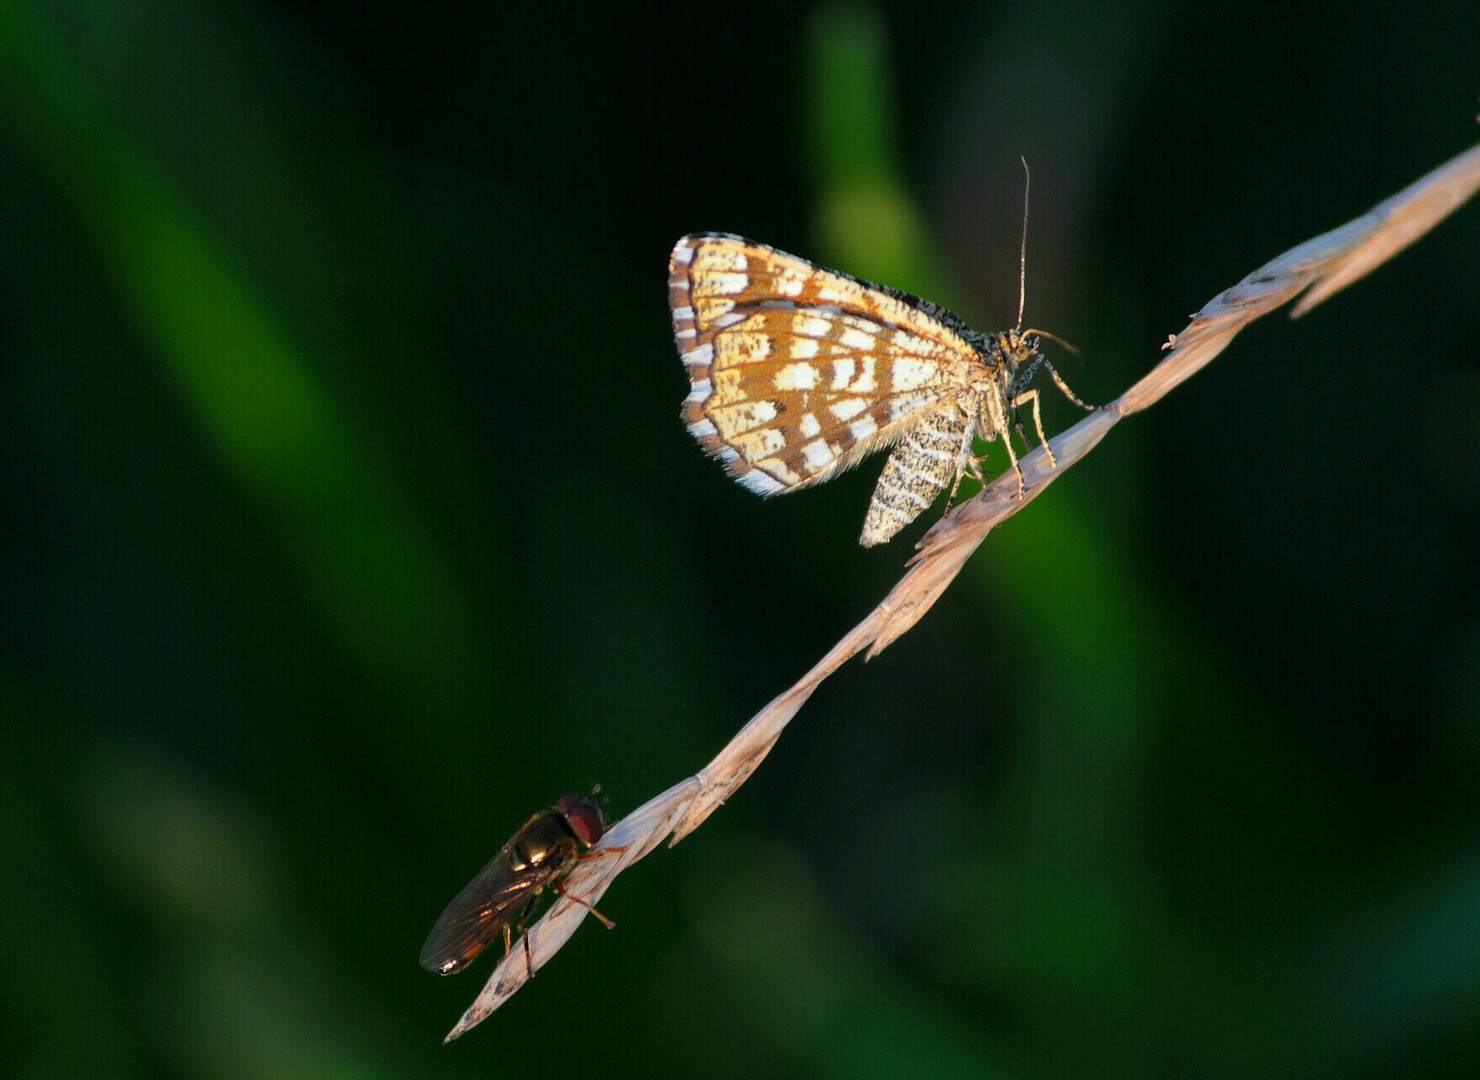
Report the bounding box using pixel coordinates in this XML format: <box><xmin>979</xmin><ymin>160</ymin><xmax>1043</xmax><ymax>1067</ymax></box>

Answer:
<box><xmin>4</xmin><ymin>1</ymin><xmax>1480</xmax><ymax>1077</ymax></box>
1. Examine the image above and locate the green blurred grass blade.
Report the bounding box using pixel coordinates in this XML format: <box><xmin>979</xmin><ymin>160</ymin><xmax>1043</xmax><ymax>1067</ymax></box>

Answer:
<box><xmin>0</xmin><ymin>4</ymin><xmax>500</xmax><ymax>755</ymax></box>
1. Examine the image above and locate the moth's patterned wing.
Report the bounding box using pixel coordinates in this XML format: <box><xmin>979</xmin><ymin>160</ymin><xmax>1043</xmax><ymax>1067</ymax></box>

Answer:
<box><xmin>861</xmin><ymin>398</ymin><xmax>973</xmax><ymax>547</ymax></box>
<box><xmin>671</xmin><ymin>233</ymin><xmax>983</xmax><ymax>497</ymax></box>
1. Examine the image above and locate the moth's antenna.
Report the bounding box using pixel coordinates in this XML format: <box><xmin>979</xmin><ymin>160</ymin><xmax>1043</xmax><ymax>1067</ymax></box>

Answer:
<box><xmin>1016</xmin><ymin>155</ymin><xmax>1031</xmax><ymax>330</ymax></box>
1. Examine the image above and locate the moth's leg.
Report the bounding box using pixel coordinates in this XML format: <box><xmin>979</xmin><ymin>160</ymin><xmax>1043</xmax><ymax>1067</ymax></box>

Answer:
<box><xmin>1007</xmin><ymin>387</ymin><xmax>1056</xmax><ymax>472</ymax></box>
<box><xmin>1010</xmin><ymin>355</ymin><xmax>1048</xmax><ymax>449</ymax></box>
<box><xmin>945</xmin><ymin>418</ymin><xmax>983</xmax><ymax>505</ymax></box>
<box><xmin>980</xmin><ymin>386</ymin><xmax>1030</xmax><ymax>497</ymax></box>
<box><xmin>861</xmin><ymin>404</ymin><xmax>965</xmax><ymax>546</ymax></box>
<box><xmin>1016</xmin><ymin>354</ymin><xmax>1047</xmax><ymax>387</ymax></box>
<box><xmin>1003</xmin><ymin>417</ymin><xmax>1030</xmax><ymax>493</ymax></box>
<box><xmin>1008</xmin><ymin>409</ymin><xmax>1033</xmax><ymax>456</ymax></box>
<box><xmin>1040</xmin><ymin>358</ymin><xmax>1094</xmax><ymax>412</ymax></box>
<box><xmin>1007</xmin><ymin>356</ymin><xmax>1092</xmax><ymax>464</ymax></box>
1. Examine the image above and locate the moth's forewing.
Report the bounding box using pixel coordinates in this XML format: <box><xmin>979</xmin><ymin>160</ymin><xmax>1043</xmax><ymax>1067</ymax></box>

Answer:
<box><xmin>671</xmin><ymin>233</ymin><xmax>979</xmax><ymax>499</ymax></box>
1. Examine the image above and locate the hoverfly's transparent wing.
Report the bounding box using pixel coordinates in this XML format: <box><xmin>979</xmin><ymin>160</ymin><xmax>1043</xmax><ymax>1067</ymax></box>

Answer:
<box><xmin>419</xmin><ymin>851</ymin><xmax>544</xmax><ymax>975</ymax></box>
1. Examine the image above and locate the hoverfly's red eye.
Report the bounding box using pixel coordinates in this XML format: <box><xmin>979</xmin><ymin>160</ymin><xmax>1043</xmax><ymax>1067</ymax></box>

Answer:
<box><xmin>561</xmin><ymin>798</ymin><xmax>606</xmax><ymax>846</ymax></box>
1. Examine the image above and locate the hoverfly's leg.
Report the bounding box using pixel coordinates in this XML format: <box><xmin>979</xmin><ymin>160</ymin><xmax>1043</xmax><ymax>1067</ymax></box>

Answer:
<box><xmin>510</xmin><ymin>895</ymin><xmax>541</xmax><ymax>979</ymax></box>
<box><xmin>577</xmin><ymin>843</ymin><xmax>628</xmax><ymax>862</ymax></box>
<box><xmin>499</xmin><ymin>923</ymin><xmax>513</xmax><ymax>960</ymax></box>
<box><xmin>554</xmin><ymin>878</ymin><xmax>616</xmax><ymax>930</ymax></box>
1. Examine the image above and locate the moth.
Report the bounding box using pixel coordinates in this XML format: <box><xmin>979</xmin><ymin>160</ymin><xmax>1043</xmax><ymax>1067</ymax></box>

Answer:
<box><xmin>670</xmin><ymin>232</ymin><xmax>1089</xmax><ymax>545</ymax></box>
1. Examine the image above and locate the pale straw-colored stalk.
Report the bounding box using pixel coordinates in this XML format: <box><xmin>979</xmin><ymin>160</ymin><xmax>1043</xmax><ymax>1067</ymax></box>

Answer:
<box><xmin>441</xmin><ymin>138</ymin><xmax>1480</xmax><ymax>1042</ymax></box>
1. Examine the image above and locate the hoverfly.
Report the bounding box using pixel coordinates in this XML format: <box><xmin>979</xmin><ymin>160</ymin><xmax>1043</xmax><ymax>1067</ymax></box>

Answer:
<box><xmin>419</xmin><ymin>792</ymin><xmax>615</xmax><ymax>978</ymax></box>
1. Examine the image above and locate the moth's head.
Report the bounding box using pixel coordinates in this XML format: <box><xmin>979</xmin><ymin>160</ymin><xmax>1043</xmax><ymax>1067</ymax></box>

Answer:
<box><xmin>996</xmin><ymin>327</ymin><xmax>1043</xmax><ymax>371</ymax></box>
<box><xmin>1017</xmin><ymin>327</ymin><xmax>1080</xmax><ymax>365</ymax></box>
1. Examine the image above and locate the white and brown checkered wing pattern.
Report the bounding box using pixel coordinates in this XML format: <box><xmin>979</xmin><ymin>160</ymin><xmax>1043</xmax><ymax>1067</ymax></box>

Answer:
<box><xmin>670</xmin><ymin>233</ymin><xmax>980</xmax><ymax>499</ymax></box>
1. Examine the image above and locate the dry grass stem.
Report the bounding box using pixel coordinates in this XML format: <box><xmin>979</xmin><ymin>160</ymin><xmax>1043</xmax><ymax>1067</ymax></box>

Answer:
<box><xmin>442</xmin><ymin>139</ymin><xmax>1480</xmax><ymax>1040</ymax></box>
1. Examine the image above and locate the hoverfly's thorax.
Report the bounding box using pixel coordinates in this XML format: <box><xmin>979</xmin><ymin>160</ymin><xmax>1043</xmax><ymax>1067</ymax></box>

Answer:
<box><xmin>509</xmin><ymin>811</ymin><xmax>575</xmax><ymax>872</ymax></box>
<box><xmin>507</xmin><ymin>843</ymin><xmax>539</xmax><ymax>872</ymax></box>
